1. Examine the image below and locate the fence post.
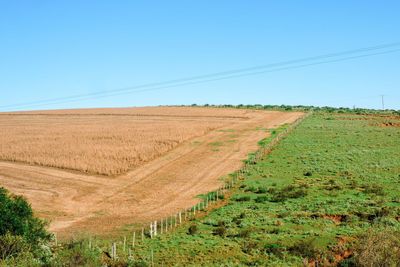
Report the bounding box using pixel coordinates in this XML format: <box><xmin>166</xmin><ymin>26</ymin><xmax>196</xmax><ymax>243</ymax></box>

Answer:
<box><xmin>141</xmin><ymin>228</ymin><xmax>144</xmax><ymax>242</ymax></box>
<box><xmin>132</xmin><ymin>231</ymin><xmax>135</xmax><ymax>247</ymax></box>
<box><xmin>113</xmin><ymin>242</ymin><xmax>117</xmax><ymax>259</ymax></box>
<box><xmin>179</xmin><ymin>212</ymin><xmax>182</xmax><ymax>224</ymax></box>
<box><xmin>161</xmin><ymin>218</ymin><xmax>163</xmax><ymax>234</ymax></box>
<box><xmin>123</xmin><ymin>236</ymin><xmax>126</xmax><ymax>251</ymax></box>
<box><xmin>150</xmin><ymin>222</ymin><xmax>153</xmax><ymax>239</ymax></box>
<box><xmin>154</xmin><ymin>220</ymin><xmax>157</xmax><ymax>236</ymax></box>
<box><xmin>54</xmin><ymin>232</ymin><xmax>57</xmax><ymax>247</ymax></box>
<box><xmin>129</xmin><ymin>248</ymin><xmax>133</xmax><ymax>260</ymax></box>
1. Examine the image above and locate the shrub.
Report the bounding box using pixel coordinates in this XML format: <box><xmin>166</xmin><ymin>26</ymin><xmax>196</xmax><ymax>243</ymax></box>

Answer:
<box><xmin>268</xmin><ymin>228</ymin><xmax>280</xmax><ymax>234</ymax></box>
<box><xmin>264</xmin><ymin>243</ymin><xmax>283</xmax><ymax>257</ymax></box>
<box><xmin>0</xmin><ymin>233</ymin><xmax>31</xmax><ymax>261</ymax></box>
<box><xmin>353</xmin><ymin>228</ymin><xmax>400</xmax><ymax>266</ymax></box>
<box><xmin>0</xmin><ymin>187</ymin><xmax>51</xmax><ymax>247</ymax></box>
<box><xmin>238</xmin><ymin>228</ymin><xmax>252</xmax><ymax>238</ymax></box>
<box><xmin>132</xmin><ymin>260</ymin><xmax>150</xmax><ymax>267</ymax></box>
<box><xmin>362</xmin><ymin>184</ymin><xmax>385</xmax><ymax>196</ymax></box>
<box><xmin>214</xmin><ymin>226</ymin><xmax>227</xmax><ymax>238</ymax></box>
<box><xmin>241</xmin><ymin>241</ymin><xmax>259</xmax><ymax>254</ymax></box>
<box><xmin>256</xmin><ymin>187</ymin><xmax>267</xmax><ymax>194</ymax></box>
<box><xmin>337</xmin><ymin>258</ymin><xmax>356</xmax><ymax>267</ymax></box>
<box><xmin>54</xmin><ymin>241</ymin><xmax>101</xmax><ymax>267</ymax></box>
<box><xmin>375</xmin><ymin>207</ymin><xmax>391</xmax><ymax>217</ymax></box>
<box><xmin>255</xmin><ymin>196</ymin><xmax>268</xmax><ymax>203</ymax></box>
<box><xmin>235</xmin><ymin>196</ymin><xmax>251</xmax><ymax>202</ymax></box>
<box><xmin>303</xmin><ymin>171</ymin><xmax>312</xmax><ymax>177</ymax></box>
<box><xmin>188</xmin><ymin>224</ymin><xmax>197</xmax><ymax>235</ymax></box>
<box><xmin>232</xmin><ymin>217</ymin><xmax>242</xmax><ymax>225</ymax></box>
<box><xmin>288</xmin><ymin>238</ymin><xmax>321</xmax><ymax>259</ymax></box>
<box><xmin>269</xmin><ymin>185</ymin><xmax>308</xmax><ymax>202</ymax></box>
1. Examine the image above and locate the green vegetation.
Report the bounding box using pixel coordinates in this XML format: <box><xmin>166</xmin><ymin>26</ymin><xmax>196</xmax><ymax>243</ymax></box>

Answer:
<box><xmin>3</xmin><ymin>112</ymin><xmax>400</xmax><ymax>266</ymax></box>
<box><xmin>0</xmin><ymin>188</ymin><xmax>52</xmax><ymax>266</ymax></box>
<box><xmin>115</xmin><ymin>113</ymin><xmax>399</xmax><ymax>266</ymax></box>
<box><xmin>185</xmin><ymin>103</ymin><xmax>400</xmax><ymax>115</ymax></box>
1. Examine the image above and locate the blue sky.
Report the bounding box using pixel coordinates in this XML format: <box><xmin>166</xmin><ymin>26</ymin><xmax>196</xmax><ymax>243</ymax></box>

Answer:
<box><xmin>0</xmin><ymin>1</ymin><xmax>399</xmax><ymax>111</ymax></box>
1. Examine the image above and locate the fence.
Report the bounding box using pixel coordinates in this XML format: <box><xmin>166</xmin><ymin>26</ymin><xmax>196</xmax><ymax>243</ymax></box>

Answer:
<box><xmin>55</xmin><ymin>111</ymin><xmax>312</xmax><ymax>263</ymax></box>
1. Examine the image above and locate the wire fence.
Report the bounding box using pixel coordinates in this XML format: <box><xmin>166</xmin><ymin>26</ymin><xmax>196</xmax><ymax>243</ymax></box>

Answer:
<box><xmin>54</xmin><ymin>111</ymin><xmax>312</xmax><ymax>263</ymax></box>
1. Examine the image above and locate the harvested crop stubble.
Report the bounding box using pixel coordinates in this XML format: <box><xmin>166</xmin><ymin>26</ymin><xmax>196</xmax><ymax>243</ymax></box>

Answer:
<box><xmin>0</xmin><ymin>107</ymin><xmax>247</xmax><ymax>175</ymax></box>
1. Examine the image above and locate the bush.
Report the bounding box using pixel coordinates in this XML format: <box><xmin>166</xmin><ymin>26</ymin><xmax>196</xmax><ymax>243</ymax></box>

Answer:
<box><xmin>188</xmin><ymin>224</ymin><xmax>197</xmax><ymax>235</ymax></box>
<box><xmin>0</xmin><ymin>232</ymin><xmax>31</xmax><ymax>261</ymax></box>
<box><xmin>238</xmin><ymin>228</ymin><xmax>252</xmax><ymax>238</ymax></box>
<box><xmin>54</xmin><ymin>241</ymin><xmax>101</xmax><ymax>266</ymax></box>
<box><xmin>0</xmin><ymin>187</ymin><xmax>51</xmax><ymax>247</ymax></box>
<box><xmin>268</xmin><ymin>228</ymin><xmax>280</xmax><ymax>234</ymax></box>
<box><xmin>269</xmin><ymin>185</ymin><xmax>308</xmax><ymax>202</ymax></box>
<box><xmin>264</xmin><ymin>243</ymin><xmax>283</xmax><ymax>257</ymax></box>
<box><xmin>241</xmin><ymin>241</ymin><xmax>259</xmax><ymax>254</ymax></box>
<box><xmin>288</xmin><ymin>238</ymin><xmax>320</xmax><ymax>259</ymax></box>
<box><xmin>337</xmin><ymin>258</ymin><xmax>356</xmax><ymax>267</ymax></box>
<box><xmin>362</xmin><ymin>184</ymin><xmax>385</xmax><ymax>196</ymax></box>
<box><xmin>214</xmin><ymin>226</ymin><xmax>227</xmax><ymax>238</ymax></box>
<box><xmin>256</xmin><ymin>187</ymin><xmax>267</xmax><ymax>194</ymax></box>
<box><xmin>235</xmin><ymin>196</ymin><xmax>251</xmax><ymax>202</ymax></box>
<box><xmin>354</xmin><ymin>228</ymin><xmax>400</xmax><ymax>266</ymax></box>
<box><xmin>303</xmin><ymin>171</ymin><xmax>312</xmax><ymax>177</ymax></box>
<box><xmin>132</xmin><ymin>260</ymin><xmax>150</xmax><ymax>267</ymax></box>
<box><xmin>255</xmin><ymin>196</ymin><xmax>268</xmax><ymax>203</ymax></box>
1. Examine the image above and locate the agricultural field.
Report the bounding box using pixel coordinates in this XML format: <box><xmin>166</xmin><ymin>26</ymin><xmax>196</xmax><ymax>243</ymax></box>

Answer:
<box><xmin>90</xmin><ymin>112</ymin><xmax>399</xmax><ymax>266</ymax></box>
<box><xmin>0</xmin><ymin>107</ymin><xmax>301</xmax><ymax>236</ymax></box>
<box><xmin>0</xmin><ymin>107</ymin><xmax>259</xmax><ymax>176</ymax></box>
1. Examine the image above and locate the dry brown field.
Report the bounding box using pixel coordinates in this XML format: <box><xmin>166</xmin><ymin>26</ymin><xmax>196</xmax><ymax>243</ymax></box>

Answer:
<box><xmin>0</xmin><ymin>107</ymin><xmax>302</xmax><ymax>237</ymax></box>
<box><xmin>0</xmin><ymin>107</ymin><xmax>239</xmax><ymax>176</ymax></box>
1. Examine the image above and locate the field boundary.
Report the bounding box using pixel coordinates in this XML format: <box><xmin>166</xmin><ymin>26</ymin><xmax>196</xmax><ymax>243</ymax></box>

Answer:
<box><xmin>54</xmin><ymin>111</ymin><xmax>312</xmax><ymax>261</ymax></box>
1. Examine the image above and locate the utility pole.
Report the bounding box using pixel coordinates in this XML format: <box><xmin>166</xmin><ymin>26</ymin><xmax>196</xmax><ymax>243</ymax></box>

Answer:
<box><xmin>381</xmin><ymin>95</ymin><xmax>385</xmax><ymax>110</ymax></box>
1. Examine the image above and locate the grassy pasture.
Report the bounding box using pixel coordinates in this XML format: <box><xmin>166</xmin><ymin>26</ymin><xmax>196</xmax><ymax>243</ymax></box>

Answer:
<box><xmin>96</xmin><ymin>113</ymin><xmax>399</xmax><ymax>266</ymax></box>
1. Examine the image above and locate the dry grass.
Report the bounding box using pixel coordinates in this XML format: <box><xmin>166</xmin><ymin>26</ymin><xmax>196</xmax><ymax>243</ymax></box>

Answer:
<box><xmin>0</xmin><ymin>107</ymin><xmax>254</xmax><ymax>176</ymax></box>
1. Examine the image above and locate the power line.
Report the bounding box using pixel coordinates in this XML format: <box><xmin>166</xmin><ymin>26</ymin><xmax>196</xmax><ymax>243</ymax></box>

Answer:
<box><xmin>2</xmin><ymin>42</ymin><xmax>400</xmax><ymax>111</ymax></box>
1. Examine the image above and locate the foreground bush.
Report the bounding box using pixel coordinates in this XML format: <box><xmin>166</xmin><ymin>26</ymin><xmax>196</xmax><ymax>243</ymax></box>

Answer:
<box><xmin>0</xmin><ymin>187</ymin><xmax>51</xmax><ymax>265</ymax></box>
<box><xmin>0</xmin><ymin>187</ymin><xmax>51</xmax><ymax>247</ymax></box>
<box><xmin>0</xmin><ymin>233</ymin><xmax>34</xmax><ymax>262</ymax></box>
<box><xmin>353</xmin><ymin>227</ymin><xmax>400</xmax><ymax>266</ymax></box>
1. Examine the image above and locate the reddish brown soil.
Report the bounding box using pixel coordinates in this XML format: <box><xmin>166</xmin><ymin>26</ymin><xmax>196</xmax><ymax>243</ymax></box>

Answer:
<box><xmin>381</xmin><ymin>122</ymin><xmax>399</xmax><ymax>127</ymax></box>
<box><xmin>0</xmin><ymin>107</ymin><xmax>302</xmax><ymax>237</ymax></box>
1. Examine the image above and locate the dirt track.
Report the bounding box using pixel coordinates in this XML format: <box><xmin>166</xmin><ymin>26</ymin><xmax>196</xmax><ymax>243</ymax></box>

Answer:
<box><xmin>0</xmin><ymin>108</ymin><xmax>302</xmax><ymax>237</ymax></box>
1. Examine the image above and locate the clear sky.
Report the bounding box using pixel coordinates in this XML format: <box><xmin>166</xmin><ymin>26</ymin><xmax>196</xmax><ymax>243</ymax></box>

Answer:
<box><xmin>1</xmin><ymin>1</ymin><xmax>399</xmax><ymax>111</ymax></box>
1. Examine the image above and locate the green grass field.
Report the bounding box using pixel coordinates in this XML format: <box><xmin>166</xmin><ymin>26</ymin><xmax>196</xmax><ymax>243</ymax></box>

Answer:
<box><xmin>82</xmin><ymin>113</ymin><xmax>398</xmax><ymax>266</ymax></box>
